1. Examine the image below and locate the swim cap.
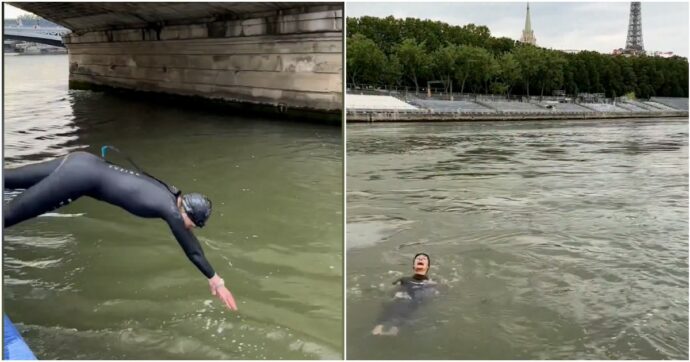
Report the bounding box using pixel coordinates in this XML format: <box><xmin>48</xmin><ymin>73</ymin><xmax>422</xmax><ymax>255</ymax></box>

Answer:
<box><xmin>182</xmin><ymin>193</ymin><xmax>212</xmax><ymax>227</ymax></box>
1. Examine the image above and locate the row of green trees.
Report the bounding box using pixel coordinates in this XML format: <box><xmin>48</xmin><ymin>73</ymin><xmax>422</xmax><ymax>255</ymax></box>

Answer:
<box><xmin>11</xmin><ymin>13</ymin><xmax>61</xmax><ymax>28</ymax></box>
<box><xmin>347</xmin><ymin>16</ymin><xmax>689</xmax><ymax>99</ymax></box>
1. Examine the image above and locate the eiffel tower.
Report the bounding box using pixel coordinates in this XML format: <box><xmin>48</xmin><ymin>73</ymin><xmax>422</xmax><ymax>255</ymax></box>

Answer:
<box><xmin>624</xmin><ymin>2</ymin><xmax>644</xmax><ymax>55</ymax></box>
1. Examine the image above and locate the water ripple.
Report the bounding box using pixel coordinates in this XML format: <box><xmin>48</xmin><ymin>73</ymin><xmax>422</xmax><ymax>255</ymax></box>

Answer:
<box><xmin>347</xmin><ymin>119</ymin><xmax>688</xmax><ymax>359</ymax></box>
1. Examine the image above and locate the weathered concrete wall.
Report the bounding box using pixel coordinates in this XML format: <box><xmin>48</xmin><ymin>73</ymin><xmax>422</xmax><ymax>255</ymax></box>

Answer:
<box><xmin>56</xmin><ymin>5</ymin><xmax>342</xmax><ymax>114</ymax></box>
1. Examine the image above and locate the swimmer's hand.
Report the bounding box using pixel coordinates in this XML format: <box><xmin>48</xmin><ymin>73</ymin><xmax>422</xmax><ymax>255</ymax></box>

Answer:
<box><xmin>209</xmin><ymin>274</ymin><xmax>238</xmax><ymax>311</ymax></box>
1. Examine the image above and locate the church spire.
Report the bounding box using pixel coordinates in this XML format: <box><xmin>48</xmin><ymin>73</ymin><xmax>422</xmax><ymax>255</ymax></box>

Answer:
<box><xmin>520</xmin><ymin>2</ymin><xmax>537</xmax><ymax>45</ymax></box>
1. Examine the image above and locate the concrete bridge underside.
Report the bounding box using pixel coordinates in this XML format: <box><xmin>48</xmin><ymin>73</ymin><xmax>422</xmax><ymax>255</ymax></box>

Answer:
<box><xmin>10</xmin><ymin>2</ymin><xmax>343</xmax><ymax>117</ymax></box>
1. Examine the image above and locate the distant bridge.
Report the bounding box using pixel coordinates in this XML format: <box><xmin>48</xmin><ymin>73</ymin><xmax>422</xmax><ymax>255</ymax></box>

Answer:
<box><xmin>3</xmin><ymin>27</ymin><xmax>70</xmax><ymax>47</ymax></box>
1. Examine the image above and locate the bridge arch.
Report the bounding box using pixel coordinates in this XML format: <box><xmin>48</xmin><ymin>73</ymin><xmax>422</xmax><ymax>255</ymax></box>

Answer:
<box><xmin>3</xmin><ymin>28</ymin><xmax>68</xmax><ymax>47</ymax></box>
<box><xmin>3</xmin><ymin>34</ymin><xmax>65</xmax><ymax>47</ymax></box>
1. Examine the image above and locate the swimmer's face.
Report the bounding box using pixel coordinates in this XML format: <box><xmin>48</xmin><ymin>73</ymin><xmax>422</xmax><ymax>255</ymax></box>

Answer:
<box><xmin>182</xmin><ymin>210</ymin><xmax>197</xmax><ymax>230</ymax></box>
<box><xmin>178</xmin><ymin>196</ymin><xmax>197</xmax><ymax>230</ymax></box>
<box><xmin>178</xmin><ymin>206</ymin><xmax>197</xmax><ymax>230</ymax></box>
<box><xmin>413</xmin><ymin>254</ymin><xmax>429</xmax><ymax>275</ymax></box>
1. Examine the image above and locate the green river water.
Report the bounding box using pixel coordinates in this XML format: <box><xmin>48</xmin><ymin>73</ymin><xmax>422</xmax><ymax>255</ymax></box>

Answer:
<box><xmin>347</xmin><ymin>119</ymin><xmax>688</xmax><ymax>359</ymax></box>
<box><xmin>3</xmin><ymin>54</ymin><xmax>343</xmax><ymax>359</ymax></box>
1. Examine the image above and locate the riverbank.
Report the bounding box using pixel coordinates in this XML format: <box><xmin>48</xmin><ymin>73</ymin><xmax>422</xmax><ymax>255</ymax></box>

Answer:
<box><xmin>346</xmin><ymin>94</ymin><xmax>688</xmax><ymax>122</ymax></box>
<box><xmin>347</xmin><ymin>110</ymin><xmax>688</xmax><ymax>122</ymax></box>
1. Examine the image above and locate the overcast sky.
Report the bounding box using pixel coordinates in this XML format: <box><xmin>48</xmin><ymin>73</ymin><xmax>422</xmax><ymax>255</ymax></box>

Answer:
<box><xmin>3</xmin><ymin>4</ymin><xmax>27</xmax><ymax>19</ymax></box>
<box><xmin>347</xmin><ymin>2</ymin><xmax>689</xmax><ymax>57</ymax></box>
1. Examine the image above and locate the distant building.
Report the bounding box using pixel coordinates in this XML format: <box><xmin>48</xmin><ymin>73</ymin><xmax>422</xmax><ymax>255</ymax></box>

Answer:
<box><xmin>650</xmin><ymin>51</ymin><xmax>674</xmax><ymax>58</ymax></box>
<box><xmin>612</xmin><ymin>48</ymin><xmax>675</xmax><ymax>58</ymax></box>
<box><xmin>520</xmin><ymin>3</ymin><xmax>537</xmax><ymax>46</ymax></box>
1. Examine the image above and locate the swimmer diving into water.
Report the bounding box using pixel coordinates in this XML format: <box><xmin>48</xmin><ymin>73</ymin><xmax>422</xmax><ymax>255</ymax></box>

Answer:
<box><xmin>3</xmin><ymin>150</ymin><xmax>237</xmax><ymax>311</ymax></box>
<box><xmin>371</xmin><ymin>253</ymin><xmax>438</xmax><ymax>336</ymax></box>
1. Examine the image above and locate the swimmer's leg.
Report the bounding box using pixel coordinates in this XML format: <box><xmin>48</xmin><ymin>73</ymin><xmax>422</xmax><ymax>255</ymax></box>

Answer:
<box><xmin>372</xmin><ymin>299</ymin><xmax>420</xmax><ymax>337</ymax></box>
<box><xmin>371</xmin><ymin>323</ymin><xmax>399</xmax><ymax>336</ymax></box>
<box><xmin>4</xmin><ymin>157</ymin><xmax>64</xmax><ymax>189</ymax></box>
<box><xmin>4</xmin><ymin>167</ymin><xmax>86</xmax><ymax>228</ymax></box>
<box><xmin>371</xmin><ymin>325</ymin><xmax>384</xmax><ymax>335</ymax></box>
<box><xmin>381</xmin><ymin>326</ymin><xmax>399</xmax><ymax>336</ymax></box>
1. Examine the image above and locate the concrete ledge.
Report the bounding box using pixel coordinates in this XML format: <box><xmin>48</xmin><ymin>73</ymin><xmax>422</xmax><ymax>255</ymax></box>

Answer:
<box><xmin>70</xmin><ymin>79</ymin><xmax>342</xmax><ymax>124</ymax></box>
<box><xmin>346</xmin><ymin>111</ymin><xmax>688</xmax><ymax>122</ymax></box>
<box><xmin>71</xmin><ymin>72</ymin><xmax>341</xmax><ymax>112</ymax></box>
<box><xmin>71</xmin><ymin>64</ymin><xmax>341</xmax><ymax>92</ymax></box>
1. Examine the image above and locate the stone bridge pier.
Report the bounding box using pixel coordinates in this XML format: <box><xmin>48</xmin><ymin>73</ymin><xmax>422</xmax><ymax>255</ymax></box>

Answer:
<box><xmin>10</xmin><ymin>3</ymin><xmax>343</xmax><ymax>119</ymax></box>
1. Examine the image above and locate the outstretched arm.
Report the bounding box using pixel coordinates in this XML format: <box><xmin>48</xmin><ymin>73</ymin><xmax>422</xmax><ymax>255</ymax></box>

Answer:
<box><xmin>167</xmin><ymin>216</ymin><xmax>216</xmax><ymax>278</ymax></box>
<box><xmin>166</xmin><ymin>216</ymin><xmax>238</xmax><ymax>311</ymax></box>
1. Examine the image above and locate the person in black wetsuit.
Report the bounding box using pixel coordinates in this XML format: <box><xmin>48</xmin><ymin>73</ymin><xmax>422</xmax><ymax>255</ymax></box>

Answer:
<box><xmin>3</xmin><ymin>151</ymin><xmax>237</xmax><ymax>311</ymax></box>
<box><xmin>371</xmin><ymin>253</ymin><xmax>437</xmax><ymax>336</ymax></box>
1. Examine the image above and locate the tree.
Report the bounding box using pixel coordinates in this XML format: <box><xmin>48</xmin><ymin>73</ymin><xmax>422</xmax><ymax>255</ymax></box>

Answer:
<box><xmin>534</xmin><ymin>50</ymin><xmax>566</xmax><ymax>98</ymax></box>
<box><xmin>17</xmin><ymin>14</ymin><xmax>41</xmax><ymax>22</ymax></box>
<box><xmin>382</xmin><ymin>54</ymin><xmax>403</xmax><ymax>89</ymax></box>
<box><xmin>486</xmin><ymin>37</ymin><xmax>517</xmax><ymax>56</ymax></box>
<box><xmin>512</xmin><ymin>45</ymin><xmax>542</xmax><ymax>97</ymax></box>
<box><xmin>470</xmin><ymin>47</ymin><xmax>498</xmax><ymax>94</ymax></box>
<box><xmin>346</xmin><ymin>15</ymin><xmax>688</xmax><ymax>99</ymax></box>
<box><xmin>498</xmin><ymin>53</ymin><xmax>522</xmax><ymax>96</ymax></box>
<box><xmin>450</xmin><ymin>46</ymin><xmax>494</xmax><ymax>94</ymax></box>
<box><xmin>346</xmin><ymin>34</ymin><xmax>387</xmax><ymax>88</ymax></box>
<box><xmin>453</xmin><ymin>46</ymin><xmax>474</xmax><ymax>94</ymax></box>
<box><xmin>616</xmin><ymin>56</ymin><xmax>637</xmax><ymax>96</ymax></box>
<box><xmin>431</xmin><ymin>44</ymin><xmax>459</xmax><ymax>94</ymax></box>
<box><xmin>395</xmin><ymin>38</ymin><xmax>430</xmax><ymax>94</ymax></box>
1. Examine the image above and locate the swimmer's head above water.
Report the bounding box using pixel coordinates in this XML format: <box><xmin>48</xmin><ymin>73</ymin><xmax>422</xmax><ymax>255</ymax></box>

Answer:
<box><xmin>372</xmin><ymin>252</ymin><xmax>434</xmax><ymax>336</ymax></box>
<box><xmin>178</xmin><ymin>193</ymin><xmax>212</xmax><ymax>229</ymax></box>
<box><xmin>413</xmin><ymin>253</ymin><xmax>430</xmax><ymax>277</ymax></box>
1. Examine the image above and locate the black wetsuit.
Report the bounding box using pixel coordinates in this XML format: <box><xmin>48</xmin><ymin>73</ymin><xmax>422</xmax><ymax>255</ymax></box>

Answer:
<box><xmin>376</xmin><ymin>274</ymin><xmax>437</xmax><ymax>329</ymax></box>
<box><xmin>3</xmin><ymin>151</ymin><xmax>216</xmax><ymax>278</ymax></box>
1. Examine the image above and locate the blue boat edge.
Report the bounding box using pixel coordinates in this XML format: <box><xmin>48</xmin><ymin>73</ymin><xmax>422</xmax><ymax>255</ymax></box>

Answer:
<box><xmin>3</xmin><ymin>315</ymin><xmax>37</xmax><ymax>360</ymax></box>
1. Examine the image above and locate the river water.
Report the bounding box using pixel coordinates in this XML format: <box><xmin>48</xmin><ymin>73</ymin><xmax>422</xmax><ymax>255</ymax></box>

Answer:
<box><xmin>3</xmin><ymin>54</ymin><xmax>343</xmax><ymax>359</ymax></box>
<box><xmin>347</xmin><ymin>119</ymin><xmax>688</xmax><ymax>359</ymax></box>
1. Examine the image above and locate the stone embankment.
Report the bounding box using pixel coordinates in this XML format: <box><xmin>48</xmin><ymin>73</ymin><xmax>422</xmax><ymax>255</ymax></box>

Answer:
<box><xmin>347</xmin><ymin>94</ymin><xmax>688</xmax><ymax>122</ymax></box>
